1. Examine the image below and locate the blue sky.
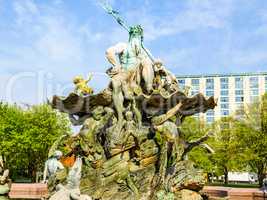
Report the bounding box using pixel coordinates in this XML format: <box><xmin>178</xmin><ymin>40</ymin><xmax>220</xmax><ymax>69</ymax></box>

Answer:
<box><xmin>0</xmin><ymin>0</ymin><xmax>267</xmax><ymax>104</ymax></box>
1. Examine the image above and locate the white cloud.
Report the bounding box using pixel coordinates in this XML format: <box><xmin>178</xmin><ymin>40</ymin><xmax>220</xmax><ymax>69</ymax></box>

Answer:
<box><xmin>1</xmin><ymin>0</ymin><xmax>266</xmax><ymax>104</ymax></box>
<box><xmin>13</xmin><ymin>0</ymin><xmax>39</xmax><ymax>26</ymax></box>
<box><xmin>254</xmin><ymin>12</ymin><xmax>267</xmax><ymax>36</ymax></box>
<box><xmin>34</xmin><ymin>17</ymin><xmax>84</xmax><ymax>62</ymax></box>
<box><xmin>0</xmin><ymin>0</ymin><xmax>112</xmax><ymax>104</ymax></box>
<box><xmin>79</xmin><ymin>23</ymin><xmax>104</xmax><ymax>43</ymax></box>
<box><xmin>53</xmin><ymin>0</ymin><xmax>64</xmax><ymax>6</ymax></box>
<box><xmin>123</xmin><ymin>0</ymin><xmax>233</xmax><ymax>42</ymax></box>
<box><xmin>0</xmin><ymin>0</ymin><xmax>3</xmax><ymax>13</ymax></box>
<box><xmin>232</xmin><ymin>51</ymin><xmax>267</xmax><ymax>67</ymax></box>
<box><xmin>5</xmin><ymin>0</ymin><xmax>90</xmax><ymax>74</ymax></box>
<box><xmin>158</xmin><ymin>48</ymin><xmax>195</xmax><ymax>70</ymax></box>
<box><xmin>0</xmin><ymin>73</ymin><xmax>11</xmax><ymax>102</ymax></box>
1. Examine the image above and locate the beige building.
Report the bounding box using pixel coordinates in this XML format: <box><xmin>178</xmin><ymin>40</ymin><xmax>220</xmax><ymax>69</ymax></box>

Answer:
<box><xmin>176</xmin><ymin>72</ymin><xmax>267</xmax><ymax>123</ymax></box>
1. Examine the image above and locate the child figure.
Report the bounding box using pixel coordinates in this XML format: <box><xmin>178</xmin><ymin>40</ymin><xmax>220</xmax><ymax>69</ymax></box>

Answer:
<box><xmin>153</xmin><ymin>59</ymin><xmax>178</xmax><ymax>93</ymax></box>
<box><xmin>121</xmin><ymin>111</ymin><xmax>140</xmax><ymax>151</ymax></box>
<box><xmin>73</xmin><ymin>74</ymin><xmax>94</xmax><ymax>96</ymax></box>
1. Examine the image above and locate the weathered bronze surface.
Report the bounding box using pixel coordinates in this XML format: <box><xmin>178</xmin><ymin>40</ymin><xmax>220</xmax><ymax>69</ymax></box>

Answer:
<box><xmin>48</xmin><ymin>3</ymin><xmax>216</xmax><ymax>199</ymax></box>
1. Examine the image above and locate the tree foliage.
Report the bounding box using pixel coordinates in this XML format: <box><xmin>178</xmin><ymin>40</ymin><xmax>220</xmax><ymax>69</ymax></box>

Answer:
<box><xmin>0</xmin><ymin>103</ymin><xmax>70</xmax><ymax>181</ymax></box>
<box><xmin>211</xmin><ymin>117</ymin><xmax>245</xmax><ymax>184</ymax></box>
<box><xmin>182</xmin><ymin>93</ymin><xmax>267</xmax><ymax>187</ymax></box>
<box><xmin>234</xmin><ymin>93</ymin><xmax>267</xmax><ymax>187</ymax></box>
<box><xmin>180</xmin><ymin>117</ymin><xmax>242</xmax><ymax>184</ymax></box>
<box><xmin>180</xmin><ymin>117</ymin><xmax>214</xmax><ymax>174</ymax></box>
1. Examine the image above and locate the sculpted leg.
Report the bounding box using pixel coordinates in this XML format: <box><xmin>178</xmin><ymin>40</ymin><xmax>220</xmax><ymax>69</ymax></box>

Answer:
<box><xmin>131</xmin><ymin>101</ymin><xmax>142</xmax><ymax>128</ymax></box>
<box><xmin>126</xmin><ymin>176</ymin><xmax>140</xmax><ymax>199</ymax></box>
<box><xmin>112</xmin><ymin>78</ymin><xmax>124</xmax><ymax>125</ymax></box>
<box><xmin>121</xmin><ymin>80</ymin><xmax>133</xmax><ymax>100</ymax></box>
<box><xmin>141</xmin><ymin>59</ymin><xmax>154</xmax><ymax>93</ymax></box>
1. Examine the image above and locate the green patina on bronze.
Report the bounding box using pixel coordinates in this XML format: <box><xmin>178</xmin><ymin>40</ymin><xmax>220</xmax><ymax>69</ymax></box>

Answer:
<box><xmin>46</xmin><ymin>1</ymin><xmax>217</xmax><ymax>200</ymax></box>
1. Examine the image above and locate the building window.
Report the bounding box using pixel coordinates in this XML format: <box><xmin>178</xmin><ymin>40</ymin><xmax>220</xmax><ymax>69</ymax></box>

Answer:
<box><xmin>178</xmin><ymin>79</ymin><xmax>185</xmax><ymax>84</ymax></box>
<box><xmin>235</xmin><ymin>103</ymin><xmax>244</xmax><ymax>114</ymax></box>
<box><xmin>235</xmin><ymin>77</ymin><xmax>243</xmax><ymax>89</ymax></box>
<box><xmin>221</xmin><ymin>110</ymin><xmax>229</xmax><ymax>116</ymax></box>
<box><xmin>221</xmin><ymin>97</ymin><xmax>229</xmax><ymax>102</ymax></box>
<box><xmin>220</xmin><ymin>78</ymin><xmax>228</xmax><ymax>83</ymax></box>
<box><xmin>191</xmin><ymin>78</ymin><xmax>199</xmax><ymax>96</ymax></box>
<box><xmin>178</xmin><ymin>79</ymin><xmax>185</xmax><ymax>90</ymax></box>
<box><xmin>191</xmin><ymin>85</ymin><xmax>200</xmax><ymax>90</ymax></box>
<box><xmin>191</xmin><ymin>79</ymin><xmax>199</xmax><ymax>85</ymax></box>
<box><xmin>206</xmin><ymin>78</ymin><xmax>214</xmax><ymax>89</ymax></box>
<box><xmin>206</xmin><ymin>91</ymin><xmax>214</xmax><ymax>96</ymax></box>
<box><xmin>206</xmin><ymin>78</ymin><xmax>214</xmax><ymax>97</ymax></box>
<box><xmin>206</xmin><ymin>110</ymin><xmax>214</xmax><ymax>116</ymax></box>
<box><xmin>235</xmin><ymin>90</ymin><xmax>243</xmax><ymax>96</ymax></box>
<box><xmin>220</xmin><ymin>78</ymin><xmax>229</xmax><ymax>89</ymax></box>
<box><xmin>206</xmin><ymin>117</ymin><xmax>214</xmax><ymax>123</ymax></box>
<box><xmin>221</xmin><ymin>90</ymin><xmax>229</xmax><ymax>96</ymax></box>
<box><xmin>221</xmin><ymin>84</ymin><xmax>228</xmax><ymax>89</ymax></box>
<box><xmin>235</xmin><ymin>77</ymin><xmax>244</xmax><ymax>108</ymax></box>
<box><xmin>249</xmin><ymin>77</ymin><xmax>259</xmax><ymax>89</ymax></box>
<box><xmin>250</xmin><ymin>89</ymin><xmax>259</xmax><ymax>96</ymax></box>
<box><xmin>221</xmin><ymin>104</ymin><xmax>229</xmax><ymax>109</ymax></box>
<box><xmin>206</xmin><ymin>78</ymin><xmax>214</xmax><ymax>83</ymax></box>
<box><xmin>249</xmin><ymin>77</ymin><xmax>259</xmax><ymax>102</ymax></box>
<box><xmin>235</xmin><ymin>97</ymin><xmax>244</xmax><ymax>102</ymax></box>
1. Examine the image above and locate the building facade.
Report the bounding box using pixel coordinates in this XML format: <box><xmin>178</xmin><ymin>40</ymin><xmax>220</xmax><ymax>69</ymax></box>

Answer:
<box><xmin>176</xmin><ymin>72</ymin><xmax>267</xmax><ymax>123</ymax></box>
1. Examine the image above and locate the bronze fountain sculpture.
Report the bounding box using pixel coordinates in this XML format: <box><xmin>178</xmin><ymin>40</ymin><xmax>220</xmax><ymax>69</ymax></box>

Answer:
<box><xmin>48</xmin><ymin>2</ymin><xmax>216</xmax><ymax>199</ymax></box>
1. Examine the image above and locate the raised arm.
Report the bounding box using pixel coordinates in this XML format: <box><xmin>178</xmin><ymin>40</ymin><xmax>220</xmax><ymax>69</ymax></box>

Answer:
<box><xmin>99</xmin><ymin>0</ymin><xmax>130</xmax><ymax>32</ymax></box>
<box><xmin>86</xmin><ymin>73</ymin><xmax>93</xmax><ymax>83</ymax></box>
<box><xmin>106</xmin><ymin>42</ymin><xmax>127</xmax><ymax>69</ymax></box>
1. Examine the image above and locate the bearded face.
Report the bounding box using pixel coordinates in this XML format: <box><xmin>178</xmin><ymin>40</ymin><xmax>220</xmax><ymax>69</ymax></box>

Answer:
<box><xmin>128</xmin><ymin>25</ymin><xmax>144</xmax><ymax>55</ymax></box>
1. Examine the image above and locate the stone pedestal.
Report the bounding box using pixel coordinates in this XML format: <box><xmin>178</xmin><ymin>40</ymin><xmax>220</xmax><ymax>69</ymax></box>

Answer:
<box><xmin>253</xmin><ymin>191</ymin><xmax>267</xmax><ymax>200</ymax></box>
<box><xmin>229</xmin><ymin>189</ymin><xmax>253</xmax><ymax>200</ymax></box>
<box><xmin>9</xmin><ymin>183</ymin><xmax>48</xmax><ymax>199</ymax></box>
<box><xmin>204</xmin><ymin>186</ymin><xmax>267</xmax><ymax>200</ymax></box>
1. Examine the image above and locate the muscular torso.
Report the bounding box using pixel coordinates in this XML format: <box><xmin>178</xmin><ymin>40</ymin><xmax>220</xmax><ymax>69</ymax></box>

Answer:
<box><xmin>120</xmin><ymin>44</ymin><xmax>140</xmax><ymax>69</ymax></box>
<box><xmin>46</xmin><ymin>158</ymin><xmax>64</xmax><ymax>176</ymax></box>
<box><xmin>106</xmin><ymin>41</ymin><xmax>149</xmax><ymax>70</ymax></box>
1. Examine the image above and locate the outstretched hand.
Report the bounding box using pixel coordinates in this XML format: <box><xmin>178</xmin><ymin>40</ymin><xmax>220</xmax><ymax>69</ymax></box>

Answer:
<box><xmin>87</xmin><ymin>73</ymin><xmax>93</xmax><ymax>82</ymax></box>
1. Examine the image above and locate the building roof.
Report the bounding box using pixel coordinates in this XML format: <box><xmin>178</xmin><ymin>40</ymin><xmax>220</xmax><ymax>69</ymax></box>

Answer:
<box><xmin>176</xmin><ymin>71</ymin><xmax>267</xmax><ymax>79</ymax></box>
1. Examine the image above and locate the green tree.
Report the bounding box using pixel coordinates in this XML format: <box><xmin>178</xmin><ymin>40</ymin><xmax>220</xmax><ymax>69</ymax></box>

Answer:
<box><xmin>211</xmin><ymin>117</ymin><xmax>245</xmax><ymax>185</ymax></box>
<box><xmin>180</xmin><ymin>94</ymin><xmax>267</xmax><ymax>187</ymax></box>
<box><xmin>235</xmin><ymin>94</ymin><xmax>267</xmax><ymax>187</ymax></box>
<box><xmin>0</xmin><ymin>103</ymin><xmax>25</xmax><ymax>171</ymax></box>
<box><xmin>181</xmin><ymin>116</ymin><xmax>245</xmax><ymax>185</ymax></box>
<box><xmin>180</xmin><ymin>117</ymin><xmax>214</xmax><ymax>180</ymax></box>
<box><xmin>0</xmin><ymin>103</ymin><xmax>70</xmax><ymax>181</ymax></box>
